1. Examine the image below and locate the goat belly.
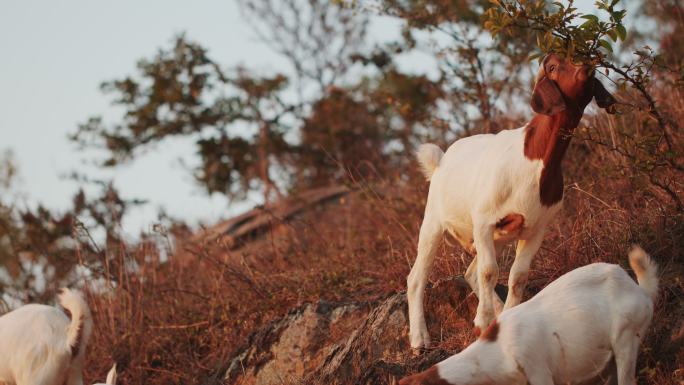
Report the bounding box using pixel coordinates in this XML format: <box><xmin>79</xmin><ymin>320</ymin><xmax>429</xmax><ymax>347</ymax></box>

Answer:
<box><xmin>554</xmin><ymin>348</ymin><xmax>613</xmax><ymax>384</ymax></box>
<box><xmin>444</xmin><ymin>222</ymin><xmax>476</xmax><ymax>253</ymax></box>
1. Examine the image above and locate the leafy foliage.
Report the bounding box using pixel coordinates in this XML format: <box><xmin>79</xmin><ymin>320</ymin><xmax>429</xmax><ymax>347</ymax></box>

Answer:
<box><xmin>485</xmin><ymin>0</ymin><xmax>628</xmax><ymax>62</ymax></box>
<box><xmin>378</xmin><ymin>0</ymin><xmax>536</xmax><ymax>134</ymax></box>
<box><xmin>70</xmin><ymin>1</ymin><xmax>452</xmax><ymax>201</ymax></box>
<box><xmin>71</xmin><ymin>37</ymin><xmax>295</xmax><ymax>202</ymax></box>
<box><xmin>0</xmin><ymin>177</ymin><xmax>142</xmax><ymax>303</ymax></box>
<box><xmin>484</xmin><ymin>0</ymin><xmax>683</xmax><ymax>211</ymax></box>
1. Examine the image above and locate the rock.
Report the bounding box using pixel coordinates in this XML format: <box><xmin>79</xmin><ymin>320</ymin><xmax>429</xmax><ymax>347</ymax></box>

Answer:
<box><xmin>224</xmin><ymin>301</ymin><xmax>369</xmax><ymax>385</ymax></box>
<box><xmin>311</xmin><ymin>276</ymin><xmax>482</xmax><ymax>385</ymax></box>
<box><xmin>224</xmin><ymin>276</ymin><xmax>482</xmax><ymax>385</ymax></box>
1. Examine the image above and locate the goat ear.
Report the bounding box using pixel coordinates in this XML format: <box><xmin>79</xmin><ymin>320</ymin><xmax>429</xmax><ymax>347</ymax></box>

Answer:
<box><xmin>593</xmin><ymin>78</ymin><xmax>617</xmax><ymax>114</ymax></box>
<box><xmin>531</xmin><ymin>76</ymin><xmax>566</xmax><ymax>115</ymax></box>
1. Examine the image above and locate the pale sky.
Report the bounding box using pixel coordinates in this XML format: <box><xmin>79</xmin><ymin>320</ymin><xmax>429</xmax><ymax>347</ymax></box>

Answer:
<box><xmin>0</xmin><ymin>1</ymin><xmax>409</xmax><ymax>238</ymax></box>
<box><xmin>0</xmin><ymin>1</ymin><xmax>613</xmax><ymax>238</ymax></box>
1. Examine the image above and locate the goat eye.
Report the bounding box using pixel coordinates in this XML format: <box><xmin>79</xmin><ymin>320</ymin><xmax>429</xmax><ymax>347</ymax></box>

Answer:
<box><xmin>548</xmin><ymin>65</ymin><xmax>556</xmax><ymax>73</ymax></box>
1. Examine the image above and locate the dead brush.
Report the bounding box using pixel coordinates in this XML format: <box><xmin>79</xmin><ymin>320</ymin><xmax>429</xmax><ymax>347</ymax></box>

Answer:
<box><xmin>79</xmin><ymin>85</ymin><xmax>683</xmax><ymax>384</ymax></box>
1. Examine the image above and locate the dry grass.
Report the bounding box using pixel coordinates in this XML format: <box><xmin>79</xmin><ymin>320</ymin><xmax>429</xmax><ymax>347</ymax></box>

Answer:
<box><xmin>82</xmin><ymin>87</ymin><xmax>683</xmax><ymax>385</ymax></box>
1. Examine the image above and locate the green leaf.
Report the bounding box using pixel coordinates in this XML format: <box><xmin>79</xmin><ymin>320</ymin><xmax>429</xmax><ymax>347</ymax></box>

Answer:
<box><xmin>607</xmin><ymin>29</ymin><xmax>618</xmax><ymax>42</ymax></box>
<box><xmin>528</xmin><ymin>52</ymin><xmax>543</xmax><ymax>61</ymax></box>
<box><xmin>544</xmin><ymin>32</ymin><xmax>553</xmax><ymax>50</ymax></box>
<box><xmin>580</xmin><ymin>14</ymin><xmax>599</xmax><ymax>22</ymax></box>
<box><xmin>616</xmin><ymin>24</ymin><xmax>627</xmax><ymax>40</ymax></box>
<box><xmin>580</xmin><ymin>20</ymin><xmax>597</xmax><ymax>29</ymax></box>
<box><xmin>599</xmin><ymin>39</ymin><xmax>613</xmax><ymax>53</ymax></box>
<box><xmin>635</xmin><ymin>49</ymin><xmax>649</xmax><ymax>58</ymax></box>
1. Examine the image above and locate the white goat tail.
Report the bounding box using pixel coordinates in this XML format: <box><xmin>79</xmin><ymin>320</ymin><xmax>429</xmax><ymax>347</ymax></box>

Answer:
<box><xmin>628</xmin><ymin>245</ymin><xmax>659</xmax><ymax>301</ymax></box>
<box><xmin>58</xmin><ymin>288</ymin><xmax>93</xmax><ymax>358</ymax></box>
<box><xmin>106</xmin><ymin>364</ymin><xmax>118</xmax><ymax>385</ymax></box>
<box><xmin>416</xmin><ymin>143</ymin><xmax>444</xmax><ymax>181</ymax></box>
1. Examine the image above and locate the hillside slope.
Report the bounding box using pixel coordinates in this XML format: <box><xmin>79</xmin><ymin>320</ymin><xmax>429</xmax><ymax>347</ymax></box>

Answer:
<box><xmin>82</xmin><ymin>104</ymin><xmax>684</xmax><ymax>384</ymax></box>
<box><xmin>85</xmin><ymin>176</ymin><xmax>682</xmax><ymax>385</ymax></box>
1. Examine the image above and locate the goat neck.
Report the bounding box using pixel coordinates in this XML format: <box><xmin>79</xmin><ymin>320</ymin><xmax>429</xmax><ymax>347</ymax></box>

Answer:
<box><xmin>523</xmin><ymin>105</ymin><xmax>586</xmax><ymax>206</ymax></box>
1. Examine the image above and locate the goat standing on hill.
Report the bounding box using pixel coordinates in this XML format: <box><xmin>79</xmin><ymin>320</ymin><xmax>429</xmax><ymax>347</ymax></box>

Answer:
<box><xmin>407</xmin><ymin>53</ymin><xmax>617</xmax><ymax>349</ymax></box>
<box><xmin>401</xmin><ymin>246</ymin><xmax>659</xmax><ymax>385</ymax></box>
<box><xmin>0</xmin><ymin>288</ymin><xmax>94</xmax><ymax>385</ymax></box>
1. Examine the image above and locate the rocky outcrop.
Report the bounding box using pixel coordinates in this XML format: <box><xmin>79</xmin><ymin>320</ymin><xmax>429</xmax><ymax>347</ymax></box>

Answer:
<box><xmin>224</xmin><ymin>301</ymin><xmax>370</xmax><ymax>385</ymax></box>
<box><xmin>223</xmin><ymin>277</ymin><xmax>483</xmax><ymax>385</ymax></box>
<box><xmin>220</xmin><ymin>274</ymin><xmax>632</xmax><ymax>385</ymax></box>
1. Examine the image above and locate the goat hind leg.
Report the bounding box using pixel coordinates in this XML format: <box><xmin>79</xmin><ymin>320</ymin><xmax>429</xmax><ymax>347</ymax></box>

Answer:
<box><xmin>614</xmin><ymin>332</ymin><xmax>641</xmax><ymax>385</ymax></box>
<box><xmin>472</xmin><ymin>221</ymin><xmax>498</xmax><ymax>331</ymax></box>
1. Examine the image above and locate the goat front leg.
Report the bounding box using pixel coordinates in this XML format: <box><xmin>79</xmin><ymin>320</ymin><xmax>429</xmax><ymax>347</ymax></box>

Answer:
<box><xmin>504</xmin><ymin>228</ymin><xmax>545</xmax><ymax>310</ymax></box>
<box><xmin>466</xmin><ymin>255</ymin><xmax>504</xmax><ymax>314</ymax></box>
<box><xmin>407</xmin><ymin>214</ymin><xmax>443</xmax><ymax>350</ymax></box>
<box><xmin>472</xmin><ymin>220</ymin><xmax>497</xmax><ymax>332</ymax></box>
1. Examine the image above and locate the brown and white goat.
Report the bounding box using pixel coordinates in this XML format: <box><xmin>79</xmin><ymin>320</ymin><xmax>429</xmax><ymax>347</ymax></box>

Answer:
<box><xmin>400</xmin><ymin>246</ymin><xmax>658</xmax><ymax>385</ymax></box>
<box><xmin>407</xmin><ymin>53</ymin><xmax>617</xmax><ymax>349</ymax></box>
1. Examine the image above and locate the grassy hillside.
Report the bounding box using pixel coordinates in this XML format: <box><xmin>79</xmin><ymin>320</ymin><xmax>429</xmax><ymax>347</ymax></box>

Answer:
<box><xmin>81</xmin><ymin>87</ymin><xmax>684</xmax><ymax>384</ymax></box>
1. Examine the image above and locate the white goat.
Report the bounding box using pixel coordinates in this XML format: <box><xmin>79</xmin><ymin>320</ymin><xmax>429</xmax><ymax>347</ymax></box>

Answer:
<box><xmin>407</xmin><ymin>53</ymin><xmax>617</xmax><ymax>348</ymax></box>
<box><xmin>0</xmin><ymin>288</ymin><xmax>94</xmax><ymax>385</ymax></box>
<box><xmin>400</xmin><ymin>246</ymin><xmax>659</xmax><ymax>385</ymax></box>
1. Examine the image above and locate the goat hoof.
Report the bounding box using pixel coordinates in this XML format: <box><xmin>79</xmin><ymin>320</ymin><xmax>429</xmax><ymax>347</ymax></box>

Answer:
<box><xmin>409</xmin><ymin>338</ymin><xmax>430</xmax><ymax>352</ymax></box>
<box><xmin>411</xmin><ymin>346</ymin><xmax>428</xmax><ymax>356</ymax></box>
<box><xmin>409</xmin><ymin>329</ymin><xmax>431</xmax><ymax>352</ymax></box>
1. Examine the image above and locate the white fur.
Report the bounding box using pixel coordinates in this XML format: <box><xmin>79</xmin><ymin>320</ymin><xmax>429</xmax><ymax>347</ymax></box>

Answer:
<box><xmin>628</xmin><ymin>245</ymin><xmax>658</xmax><ymax>301</ymax></box>
<box><xmin>408</xmin><ymin>125</ymin><xmax>562</xmax><ymax>348</ymax></box>
<box><xmin>93</xmin><ymin>364</ymin><xmax>117</xmax><ymax>385</ymax></box>
<box><xmin>409</xmin><ymin>248</ymin><xmax>658</xmax><ymax>385</ymax></box>
<box><xmin>415</xmin><ymin>143</ymin><xmax>444</xmax><ymax>181</ymax></box>
<box><xmin>0</xmin><ymin>288</ymin><xmax>93</xmax><ymax>385</ymax></box>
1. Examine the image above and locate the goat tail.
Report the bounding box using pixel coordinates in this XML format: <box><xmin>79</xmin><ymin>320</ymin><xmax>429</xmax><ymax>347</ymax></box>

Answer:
<box><xmin>105</xmin><ymin>363</ymin><xmax>118</xmax><ymax>385</ymax></box>
<box><xmin>416</xmin><ymin>143</ymin><xmax>444</xmax><ymax>181</ymax></box>
<box><xmin>58</xmin><ymin>288</ymin><xmax>93</xmax><ymax>359</ymax></box>
<box><xmin>628</xmin><ymin>245</ymin><xmax>659</xmax><ymax>302</ymax></box>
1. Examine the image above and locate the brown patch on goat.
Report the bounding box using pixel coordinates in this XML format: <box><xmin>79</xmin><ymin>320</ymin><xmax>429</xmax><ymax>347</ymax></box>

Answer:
<box><xmin>473</xmin><ymin>325</ymin><xmax>482</xmax><ymax>338</ymax></box>
<box><xmin>399</xmin><ymin>366</ymin><xmax>452</xmax><ymax>385</ymax></box>
<box><xmin>495</xmin><ymin>213</ymin><xmax>525</xmax><ymax>234</ymax></box>
<box><xmin>524</xmin><ymin>54</ymin><xmax>616</xmax><ymax>207</ymax></box>
<box><xmin>539</xmin><ymin>161</ymin><xmax>565</xmax><ymax>206</ymax></box>
<box><xmin>524</xmin><ymin>116</ymin><xmax>572</xmax><ymax>206</ymax></box>
<box><xmin>480</xmin><ymin>319</ymin><xmax>499</xmax><ymax>342</ymax></box>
